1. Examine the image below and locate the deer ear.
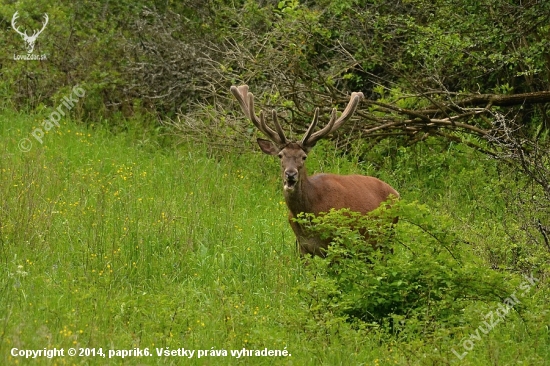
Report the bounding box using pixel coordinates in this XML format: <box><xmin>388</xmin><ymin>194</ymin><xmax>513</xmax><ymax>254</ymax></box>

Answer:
<box><xmin>257</xmin><ymin>138</ymin><xmax>279</xmax><ymax>155</ymax></box>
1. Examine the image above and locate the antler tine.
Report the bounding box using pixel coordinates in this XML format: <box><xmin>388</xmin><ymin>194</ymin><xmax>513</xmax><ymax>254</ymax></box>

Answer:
<box><xmin>230</xmin><ymin>85</ymin><xmax>251</xmax><ymax>118</ymax></box>
<box><xmin>271</xmin><ymin>110</ymin><xmax>289</xmax><ymax>145</ymax></box>
<box><xmin>230</xmin><ymin>85</ymin><xmax>264</xmax><ymax>133</ymax></box>
<box><xmin>231</xmin><ymin>85</ymin><xmax>286</xmax><ymax>145</ymax></box>
<box><xmin>303</xmin><ymin>108</ymin><xmax>337</xmax><ymax>147</ymax></box>
<box><xmin>299</xmin><ymin>107</ymin><xmax>321</xmax><ymax>146</ymax></box>
<box><xmin>36</xmin><ymin>13</ymin><xmax>49</xmax><ymax>35</ymax></box>
<box><xmin>333</xmin><ymin>92</ymin><xmax>364</xmax><ymax>127</ymax></box>
<box><xmin>302</xmin><ymin>92</ymin><xmax>364</xmax><ymax>147</ymax></box>
<box><xmin>11</xmin><ymin>11</ymin><xmax>26</xmax><ymax>36</ymax></box>
<box><xmin>249</xmin><ymin>94</ymin><xmax>284</xmax><ymax>144</ymax></box>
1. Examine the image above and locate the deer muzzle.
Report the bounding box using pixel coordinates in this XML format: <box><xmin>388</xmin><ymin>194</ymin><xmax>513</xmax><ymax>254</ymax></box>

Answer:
<box><xmin>284</xmin><ymin>170</ymin><xmax>298</xmax><ymax>191</ymax></box>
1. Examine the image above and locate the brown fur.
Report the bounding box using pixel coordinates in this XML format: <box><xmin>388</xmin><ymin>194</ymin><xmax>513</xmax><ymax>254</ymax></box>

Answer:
<box><xmin>259</xmin><ymin>141</ymin><xmax>399</xmax><ymax>257</ymax></box>
<box><xmin>230</xmin><ymin>85</ymin><xmax>398</xmax><ymax>257</ymax></box>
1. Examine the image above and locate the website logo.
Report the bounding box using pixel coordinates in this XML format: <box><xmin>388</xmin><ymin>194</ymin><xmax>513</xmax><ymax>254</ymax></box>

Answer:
<box><xmin>12</xmin><ymin>11</ymin><xmax>48</xmax><ymax>60</ymax></box>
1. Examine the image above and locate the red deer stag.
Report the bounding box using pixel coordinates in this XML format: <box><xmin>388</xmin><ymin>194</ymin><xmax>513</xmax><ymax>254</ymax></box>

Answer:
<box><xmin>230</xmin><ymin>85</ymin><xmax>399</xmax><ymax>257</ymax></box>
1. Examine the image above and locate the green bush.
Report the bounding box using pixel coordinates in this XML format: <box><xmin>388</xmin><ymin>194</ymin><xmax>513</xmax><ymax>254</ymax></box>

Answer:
<box><xmin>295</xmin><ymin>200</ymin><xmax>513</xmax><ymax>334</ymax></box>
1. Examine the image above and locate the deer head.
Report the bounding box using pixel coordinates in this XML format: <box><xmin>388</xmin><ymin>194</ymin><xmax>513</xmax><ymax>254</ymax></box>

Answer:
<box><xmin>12</xmin><ymin>11</ymin><xmax>49</xmax><ymax>54</ymax></box>
<box><xmin>230</xmin><ymin>85</ymin><xmax>364</xmax><ymax>192</ymax></box>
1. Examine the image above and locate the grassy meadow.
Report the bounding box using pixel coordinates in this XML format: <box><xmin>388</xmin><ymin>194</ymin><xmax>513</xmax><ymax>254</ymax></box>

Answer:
<box><xmin>1</xmin><ymin>111</ymin><xmax>549</xmax><ymax>365</ymax></box>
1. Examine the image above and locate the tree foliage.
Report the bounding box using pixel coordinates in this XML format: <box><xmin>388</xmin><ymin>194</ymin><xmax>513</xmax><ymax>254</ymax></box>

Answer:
<box><xmin>2</xmin><ymin>1</ymin><xmax>548</xmax><ymax>130</ymax></box>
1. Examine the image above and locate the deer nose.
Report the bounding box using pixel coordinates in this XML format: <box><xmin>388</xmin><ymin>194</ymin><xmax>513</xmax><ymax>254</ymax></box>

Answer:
<box><xmin>285</xmin><ymin>170</ymin><xmax>298</xmax><ymax>182</ymax></box>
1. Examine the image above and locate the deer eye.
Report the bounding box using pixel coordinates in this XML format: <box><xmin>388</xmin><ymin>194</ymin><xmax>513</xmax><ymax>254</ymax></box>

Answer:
<box><xmin>302</xmin><ymin>155</ymin><xmax>307</xmax><ymax>161</ymax></box>
<box><xmin>277</xmin><ymin>153</ymin><xmax>283</xmax><ymax>159</ymax></box>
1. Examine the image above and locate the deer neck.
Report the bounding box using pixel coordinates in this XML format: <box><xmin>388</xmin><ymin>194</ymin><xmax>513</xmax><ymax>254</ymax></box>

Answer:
<box><xmin>283</xmin><ymin>169</ymin><xmax>314</xmax><ymax>216</ymax></box>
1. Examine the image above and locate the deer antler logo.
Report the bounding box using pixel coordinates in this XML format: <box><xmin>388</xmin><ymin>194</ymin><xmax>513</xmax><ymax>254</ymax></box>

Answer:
<box><xmin>11</xmin><ymin>11</ymin><xmax>49</xmax><ymax>54</ymax></box>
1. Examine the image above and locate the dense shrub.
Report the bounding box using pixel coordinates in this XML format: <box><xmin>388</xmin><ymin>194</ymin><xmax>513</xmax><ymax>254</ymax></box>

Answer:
<box><xmin>295</xmin><ymin>201</ymin><xmax>515</xmax><ymax>334</ymax></box>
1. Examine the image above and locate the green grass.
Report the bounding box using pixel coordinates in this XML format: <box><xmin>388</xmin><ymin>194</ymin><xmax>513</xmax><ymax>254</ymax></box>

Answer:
<box><xmin>1</xmin><ymin>111</ymin><xmax>549</xmax><ymax>365</ymax></box>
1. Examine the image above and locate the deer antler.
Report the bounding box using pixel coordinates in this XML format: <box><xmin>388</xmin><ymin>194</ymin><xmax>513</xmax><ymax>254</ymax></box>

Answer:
<box><xmin>11</xmin><ymin>12</ymin><xmax>48</xmax><ymax>37</ymax></box>
<box><xmin>34</xmin><ymin>13</ymin><xmax>49</xmax><ymax>37</ymax></box>
<box><xmin>11</xmin><ymin>12</ymin><xmax>26</xmax><ymax>38</ymax></box>
<box><xmin>230</xmin><ymin>85</ymin><xmax>288</xmax><ymax>146</ymax></box>
<box><xmin>300</xmin><ymin>92</ymin><xmax>364</xmax><ymax>147</ymax></box>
